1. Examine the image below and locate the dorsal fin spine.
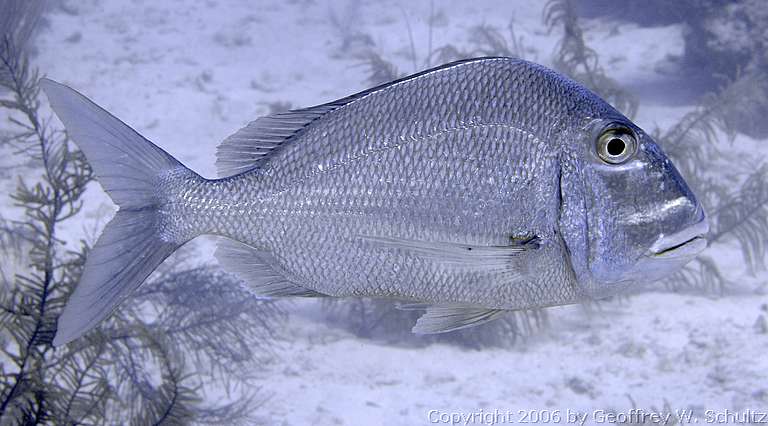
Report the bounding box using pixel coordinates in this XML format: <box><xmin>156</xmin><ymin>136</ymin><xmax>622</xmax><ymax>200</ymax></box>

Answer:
<box><xmin>215</xmin><ymin>57</ymin><xmax>510</xmax><ymax>177</ymax></box>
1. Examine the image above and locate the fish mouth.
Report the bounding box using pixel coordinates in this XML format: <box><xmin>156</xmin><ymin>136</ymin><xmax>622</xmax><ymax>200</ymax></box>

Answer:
<box><xmin>648</xmin><ymin>219</ymin><xmax>709</xmax><ymax>259</ymax></box>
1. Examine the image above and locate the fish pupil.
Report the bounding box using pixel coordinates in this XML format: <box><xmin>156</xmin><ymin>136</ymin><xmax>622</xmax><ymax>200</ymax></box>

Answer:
<box><xmin>606</xmin><ymin>138</ymin><xmax>626</xmax><ymax>156</ymax></box>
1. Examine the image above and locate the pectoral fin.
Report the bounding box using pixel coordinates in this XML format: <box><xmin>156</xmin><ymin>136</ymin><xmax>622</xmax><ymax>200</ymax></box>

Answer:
<box><xmin>360</xmin><ymin>235</ymin><xmax>539</xmax><ymax>273</ymax></box>
<box><xmin>403</xmin><ymin>304</ymin><xmax>508</xmax><ymax>334</ymax></box>
<box><xmin>215</xmin><ymin>239</ymin><xmax>326</xmax><ymax>297</ymax></box>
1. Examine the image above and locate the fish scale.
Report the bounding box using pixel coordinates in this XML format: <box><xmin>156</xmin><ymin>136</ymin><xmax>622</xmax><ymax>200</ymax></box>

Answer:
<box><xmin>166</xmin><ymin>62</ymin><xmax>574</xmax><ymax>305</ymax></box>
<box><xmin>41</xmin><ymin>57</ymin><xmax>707</xmax><ymax>344</ymax></box>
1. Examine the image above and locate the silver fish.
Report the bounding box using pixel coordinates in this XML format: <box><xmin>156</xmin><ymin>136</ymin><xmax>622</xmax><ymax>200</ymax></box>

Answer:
<box><xmin>41</xmin><ymin>57</ymin><xmax>708</xmax><ymax>346</ymax></box>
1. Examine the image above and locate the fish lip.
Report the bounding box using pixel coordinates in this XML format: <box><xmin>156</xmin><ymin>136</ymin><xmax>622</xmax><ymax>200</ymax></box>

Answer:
<box><xmin>651</xmin><ymin>236</ymin><xmax>707</xmax><ymax>258</ymax></box>
<box><xmin>648</xmin><ymin>219</ymin><xmax>709</xmax><ymax>258</ymax></box>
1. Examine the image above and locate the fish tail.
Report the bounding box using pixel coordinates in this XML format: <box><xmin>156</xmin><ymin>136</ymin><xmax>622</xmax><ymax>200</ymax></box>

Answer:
<box><xmin>41</xmin><ymin>79</ymin><xmax>196</xmax><ymax>346</ymax></box>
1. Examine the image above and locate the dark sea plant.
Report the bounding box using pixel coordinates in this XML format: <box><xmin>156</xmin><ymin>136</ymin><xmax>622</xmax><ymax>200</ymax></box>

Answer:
<box><xmin>658</xmin><ymin>76</ymin><xmax>768</xmax><ymax>292</ymax></box>
<box><xmin>0</xmin><ymin>2</ymin><xmax>284</xmax><ymax>424</ymax></box>
<box><xmin>543</xmin><ymin>0</ymin><xmax>638</xmax><ymax>119</ymax></box>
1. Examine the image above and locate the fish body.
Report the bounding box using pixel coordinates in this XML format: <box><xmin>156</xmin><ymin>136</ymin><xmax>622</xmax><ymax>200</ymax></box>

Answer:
<box><xmin>41</xmin><ymin>58</ymin><xmax>708</xmax><ymax>345</ymax></box>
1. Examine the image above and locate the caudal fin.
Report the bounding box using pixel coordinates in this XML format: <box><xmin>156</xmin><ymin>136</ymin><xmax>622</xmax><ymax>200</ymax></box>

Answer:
<box><xmin>41</xmin><ymin>79</ymin><xmax>191</xmax><ymax>346</ymax></box>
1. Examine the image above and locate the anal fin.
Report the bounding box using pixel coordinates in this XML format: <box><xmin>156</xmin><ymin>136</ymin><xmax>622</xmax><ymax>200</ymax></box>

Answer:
<box><xmin>406</xmin><ymin>304</ymin><xmax>508</xmax><ymax>334</ymax></box>
<box><xmin>215</xmin><ymin>239</ymin><xmax>326</xmax><ymax>297</ymax></box>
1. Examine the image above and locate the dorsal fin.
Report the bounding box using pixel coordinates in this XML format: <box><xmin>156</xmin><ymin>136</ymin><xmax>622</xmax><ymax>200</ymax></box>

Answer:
<box><xmin>216</xmin><ymin>57</ymin><xmax>509</xmax><ymax>177</ymax></box>
<box><xmin>216</xmin><ymin>105</ymin><xmax>338</xmax><ymax>177</ymax></box>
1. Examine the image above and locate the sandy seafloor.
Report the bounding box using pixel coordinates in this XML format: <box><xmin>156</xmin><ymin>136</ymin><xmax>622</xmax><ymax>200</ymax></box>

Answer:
<box><xmin>9</xmin><ymin>0</ymin><xmax>767</xmax><ymax>424</ymax></box>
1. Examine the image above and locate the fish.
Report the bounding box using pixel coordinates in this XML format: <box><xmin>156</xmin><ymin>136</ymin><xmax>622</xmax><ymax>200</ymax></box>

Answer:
<box><xmin>41</xmin><ymin>57</ymin><xmax>709</xmax><ymax>346</ymax></box>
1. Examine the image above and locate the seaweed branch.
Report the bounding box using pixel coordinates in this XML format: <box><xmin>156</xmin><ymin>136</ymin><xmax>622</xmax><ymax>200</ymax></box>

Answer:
<box><xmin>544</xmin><ymin>0</ymin><xmax>637</xmax><ymax>118</ymax></box>
<box><xmin>0</xmin><ymin>4</ymin><xmax>284</xmax><ymax>423</ymax></box>
<box><xmin>659</xmin><ymin>74</ymin><xmax>768</xmax><ymax>292</ymax></box>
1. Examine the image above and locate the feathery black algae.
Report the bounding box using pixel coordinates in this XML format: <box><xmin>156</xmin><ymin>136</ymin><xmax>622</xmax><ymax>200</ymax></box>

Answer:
<box><xmin>41</xmin><ymin>57</ymin><xmax>708</xmax><ymax>345</ymax></box>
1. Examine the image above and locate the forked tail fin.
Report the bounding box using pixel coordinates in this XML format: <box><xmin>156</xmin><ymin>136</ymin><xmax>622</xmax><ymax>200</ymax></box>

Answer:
<box><xmin>41</xmin><ymin>79</ymin><xmax>194</xmax><ymax>346</ymax></box>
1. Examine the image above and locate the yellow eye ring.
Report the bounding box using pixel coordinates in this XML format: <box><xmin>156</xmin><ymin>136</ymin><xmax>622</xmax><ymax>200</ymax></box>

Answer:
<box><xmin>596</xmin><ymin>128</ymin><xmax>637</xmax><ymax>164</ymax></box>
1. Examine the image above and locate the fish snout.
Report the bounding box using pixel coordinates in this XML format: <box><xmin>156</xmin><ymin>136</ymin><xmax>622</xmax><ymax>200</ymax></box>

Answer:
<box><xmin>649</xmin><ymin>205</ymin><xmax>709</xmax><ymax>259</ymax></box>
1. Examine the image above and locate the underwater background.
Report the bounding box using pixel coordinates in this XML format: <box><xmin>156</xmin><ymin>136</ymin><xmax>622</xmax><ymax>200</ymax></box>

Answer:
<box><xmin>1</xmin><ymin>0</ymin><xmax>767</xmax><ymax>424</ymax></box>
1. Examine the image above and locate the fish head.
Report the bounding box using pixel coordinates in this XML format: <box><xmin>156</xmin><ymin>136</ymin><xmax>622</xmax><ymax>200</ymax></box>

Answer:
<box><xmin>559</xmin><ymin>114</ymin><xmax>708</xmax><ymax>299</ymax></box>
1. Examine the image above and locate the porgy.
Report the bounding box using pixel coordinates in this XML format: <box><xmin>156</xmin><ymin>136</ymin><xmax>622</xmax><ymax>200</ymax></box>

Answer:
<box><xmin>41</xmin><ymin>57</ymin><xmax>709</xmax><ymax>346</ymax></box>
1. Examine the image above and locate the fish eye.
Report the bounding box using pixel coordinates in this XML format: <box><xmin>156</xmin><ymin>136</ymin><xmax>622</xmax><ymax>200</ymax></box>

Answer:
<box><xmin>596</xmin><ymin>127</ymin><xmax>637</xmax><ymax>164</ymax></box>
